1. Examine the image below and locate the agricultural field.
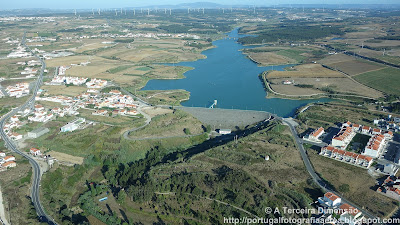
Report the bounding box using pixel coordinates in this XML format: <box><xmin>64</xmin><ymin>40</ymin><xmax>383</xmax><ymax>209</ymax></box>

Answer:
<box><xmin>319</xmin><ymin>53</ymin><xmax>384</xmax><ymax>76</ymax></box>
<box><xmin>354</xmin><ymin>67</ymin><xmax>400</xmax><ymax>96</ymax></box>
<box><xmin>96</xmin><ymin>38</ymin><xmax>206</xmax><ymax>63</ymax></box>
<box><xmin>269</xmin><ymin>83</ymin><xmax>324</xmax><ymax>96</ymax></box>
<box><xmin>243</xmin><ymin>45</ymin><xmax>327</xmax><ymax>66</ymax></box>
<box><xmin>45</xmin><ymin>55</ymin><xmax>111</xmax><ymax>68</ymax></box>
<box><xmin>267</xmin><ymin>64</ymin><xmax>344</xmax><ymax>78</ymax></box>
<box><xmin>247</xmin><ymin>51</ymin><xmax>297</xmax><ymax>65</ymax></box>
<box><xmin>269</xmin><ymin>77</ymin><xmax>383</xmax><ymax>99</ymax></box>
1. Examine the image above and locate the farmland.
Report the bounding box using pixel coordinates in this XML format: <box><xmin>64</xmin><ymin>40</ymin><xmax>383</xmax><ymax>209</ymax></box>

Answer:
<box><xmin>354</xmin><ymin>67</ymin><xmax>400</xmax><ymax>96</ymax></box>
<box><xmin>267</xmin><ymin>64</ymin><xmax>344</xmax><ymax>78</ymax></box>
<box><xmin>319</xmin><ymin>53</ymin><xmax>384</xmax><ymax>76</ymax></box>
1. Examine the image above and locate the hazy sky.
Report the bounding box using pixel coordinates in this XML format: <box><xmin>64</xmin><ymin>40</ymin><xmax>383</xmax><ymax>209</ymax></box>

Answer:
<box><xmin>2</xmin><ymin>0</ymin><xmax>399</xmax><ymax>9</ymax></box>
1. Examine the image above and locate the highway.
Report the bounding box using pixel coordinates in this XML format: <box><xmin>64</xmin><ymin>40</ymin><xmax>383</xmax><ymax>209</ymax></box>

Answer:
<box><xmin>282</xmin><ymin>118</ymin><xmax>378</xmax><ymax>220</ymax></box>
<box><xmin>0</xmin><ymin>33</ymin><xmax>56</xmax><ymax>224</ymax></box>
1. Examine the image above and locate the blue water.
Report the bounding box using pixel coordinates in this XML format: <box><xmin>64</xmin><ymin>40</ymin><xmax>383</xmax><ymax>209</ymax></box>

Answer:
<box><xmin>143</xmin><ymin>28</ymin><xmax>331</xmax><ymax>117</ymax></box>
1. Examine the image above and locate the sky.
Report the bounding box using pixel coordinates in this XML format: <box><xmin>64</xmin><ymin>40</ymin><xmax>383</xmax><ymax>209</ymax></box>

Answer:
<box><xmin>2</xmin><ymin>0</ymin><xmax>399</xmax><ymax>9</ymax></box>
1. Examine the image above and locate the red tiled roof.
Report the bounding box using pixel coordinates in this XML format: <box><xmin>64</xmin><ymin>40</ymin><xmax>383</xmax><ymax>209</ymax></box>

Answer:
<box><xmin>324</xmin><ymin>192</ymin><xmax>340</xmax><ymax>202</ymax></box>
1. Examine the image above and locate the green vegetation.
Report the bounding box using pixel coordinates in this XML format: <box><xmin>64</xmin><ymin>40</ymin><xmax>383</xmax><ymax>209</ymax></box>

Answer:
<box><xmin>107</xmin><ymin>65</ymin><xmax>133</xmax><ymax>74</ymax></box>
<box><xmin>346</xmin><ymin>133</ymin><xmax>370</xmax><ymax>153</ymax></box>
<box><xmin>354</xmin><ymin>67</ymin><xmax>400</xmax><ymax>95</ymax></box>
<box><xmin>13</xmin><ymin>169</ymin><xmax>32</xmax><ymax>186</ymax></box>
<box><xmin>238</xmin><ymin>25</ymin><xmax>344</xmax><ymax>45</ymax></box>
<box><xmin>276</xmin><ymin>49</ymin><xmax>307</xmax><ymax>62</ymax></box>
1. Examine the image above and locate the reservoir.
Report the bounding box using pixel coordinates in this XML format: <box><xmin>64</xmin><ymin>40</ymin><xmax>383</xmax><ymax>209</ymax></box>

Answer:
<box><xmin>142</xmin><ymin>28</ymin><xmax>330</xmax><ymax>117</ymax></box>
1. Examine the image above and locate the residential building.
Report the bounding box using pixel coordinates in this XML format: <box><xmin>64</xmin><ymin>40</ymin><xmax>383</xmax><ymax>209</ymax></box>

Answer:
<box><xmin>30</xmin><ymin>148</ymin><xmax>41</xmax><ymax>156</ymax></box>
<box><xmin>4</xmin><ymin>156</ymin><xmax>15</xmax><ymax>162</ymax></box>
<box><xmin>304</xmin><ymin>127</ymin><xmax>324</xmax><ymax>143</ymax></box>
<box><xmin>363</xmin><ymin>134</ymin><xmax>386</xmax><ymax>158</ymax></box>
<box><xmin>318</xmin><ymin>192</ymin><xmax>341</xmax><ymax>207</ymax></box>
<box><xmin>320</xmin><ymin>146</ymin><xmax>373</xmax><ymax>168</ymax></box>
<box><xmin>361</xmin><ymin>126</ymin><xmax>371</xmax><ymax>134</ymax></box>
<box><xmin>2</xmin><ymin>161</ymin><xmax>16</xmax><ymax>168</ymax></box>
<box><xmin>338</xmin><ymin>203</ymin><xmax>363</xmax><ymax>225</ymax></box>
<box><xmin>331</xmin><ymin>126</ymin><xmax>355</xmax><ymax>149</ymax></box>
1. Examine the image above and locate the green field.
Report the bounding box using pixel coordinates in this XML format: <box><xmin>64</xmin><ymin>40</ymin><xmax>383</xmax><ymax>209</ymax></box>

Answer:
<box><xmin>354</xmin><ymin>67</ymin><xmax>400</xmax><ymax>95</ymax></box>
<box><xmin>107</xmin><ymin>65</ymin><xmax>133</xmax><ymax>74</ymax></box>
<box><xmin>276</xmin><ymin>49</ymin><xmax>307</xmax><ymax>62</ymax></box>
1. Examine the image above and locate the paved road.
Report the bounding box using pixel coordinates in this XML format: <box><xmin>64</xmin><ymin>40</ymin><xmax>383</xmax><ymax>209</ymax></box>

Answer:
<box><xmin>282</xmin><ymin>118</ymin><xmax>378</xmax><ymax>220</ymax></box>
<box><xmin>0</xmin><ymin>33</ymin><xmax>56</xmax><ymax>224</ymax></box>
<box><xmin>118</xmin><ymin>86</ymin><xmax>153</xmax><ymax>140</ymax></box>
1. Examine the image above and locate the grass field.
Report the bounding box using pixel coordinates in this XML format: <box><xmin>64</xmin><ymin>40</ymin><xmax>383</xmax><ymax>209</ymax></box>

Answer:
<box><xmin>129</xmin><ymin>109</ymin><xmax>204</xmax><ymax>138</ymax></box>
<box><xmin>138</xmin><ymin>89</ymin><xmax>190</xmax><ymax>105</ymax></box>
<box><xmin>48</xmin><ymin>151</ymin><xmax>84</xmax><ymax>165</ymax></box>
<box><xmin>46</xmin><ymin>55</ymin><xmax>113</xmax><ymax>68</ymax></box>
<box><xmin>267</xmin><ymin>64</ymin><xmax>344</xmax><ymax>78</ymax></box>
<box><xmin>42</xmin><ymin>85</ymin><xmax>87</xmax><ymax>96</ymax></box>
<box><xmin>324</xmin><ymin>59</ymin><xmax>384</xmax><ymax>76</ymax></box>
<box><xmin>247</xmin><ymin>51</ymin><xmax>297</xmax><ymax>65</ymax></box>
<box><xmin>269</xmin><ymin>77</ymin><xmax>383</xmax><ymax>98</ymax></box>
<box><xmin>354</xmin><ymin>67</ymin><xmax>400</xmax><ymax>95</ymax></box>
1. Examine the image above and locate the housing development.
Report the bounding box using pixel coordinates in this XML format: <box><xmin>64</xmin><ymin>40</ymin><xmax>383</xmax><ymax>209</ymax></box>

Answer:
<box><xmin>1</xmin><ymin>2</ymin><xmax>400</xmax><ymax>225</ymax></box>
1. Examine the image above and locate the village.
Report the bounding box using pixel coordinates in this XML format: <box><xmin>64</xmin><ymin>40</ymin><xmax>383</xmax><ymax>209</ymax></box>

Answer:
<box><xmin>303</xmin><ymin>116</ymin><xmax>400</xmax><ymax>203</ymax></box>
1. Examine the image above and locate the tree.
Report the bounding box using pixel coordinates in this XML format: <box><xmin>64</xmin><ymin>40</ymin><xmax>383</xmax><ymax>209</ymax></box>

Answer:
<box><xmin>117</xmin><ymin>190</ymin><xmax>127</xmax><ymax>204</ymax></box>
<box><xmin>338</xmin><ymin>184</ymin><xmax>350</xmax><ymax>193</ymax></box>
<box><xmin>183</xmin><ymin>128</ymin><xmax>191</xmax><ymax>135</ymax></box>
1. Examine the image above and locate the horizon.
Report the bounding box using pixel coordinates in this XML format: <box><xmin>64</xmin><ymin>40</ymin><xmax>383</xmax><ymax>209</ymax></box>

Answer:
<box><xmin>2</xmin><ymin>0</ymin><xmax>400</xmax><ymax>10</ymax></box>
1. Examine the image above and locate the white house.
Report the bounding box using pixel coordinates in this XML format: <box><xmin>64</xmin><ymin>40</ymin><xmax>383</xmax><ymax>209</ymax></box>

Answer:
<box><xmin>339</xmin><ymin>203</ymin><xmax>363</xmax><ymax>225</ymax></box>
<box><xmin>363</xmin><ymin>134</ymin><xmax>385</xmax><ymax>158</ymax></box>
<box><xmin>331</xmin><ymin>126</ymin><xmax>355</xmax><ymax>149</ymax></box>
<box><xmin>0</xmin><ymin>152</ymin><xmax>6</xmax><ymax>158</ymax></box>
<box><xmin>321</xmin><ymin>192</ymin><xmax>341</xmax><ymax>207</ymax></box>
<box><xmin>307</xmin><ymin>127</ymin><xmax>324</xmax><ymax>142</ymax></box>
<box><xmin>30</xmin><ymin>148</ymin><xmax>41</xmax><ymax>156</ymax></box>
<box><xmin>4</xmin><ymin>155</ymin><xmax>15</xmax><ymax>162</ymax></box>
<box><xmin>2</xmin><ymin>161</ymin><xmax>16</xmax><ymax>168</ymax></box>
